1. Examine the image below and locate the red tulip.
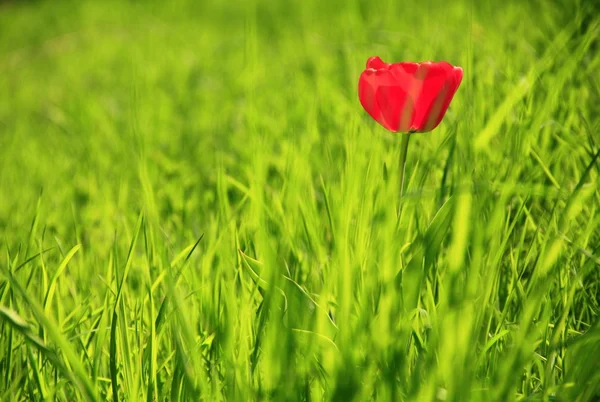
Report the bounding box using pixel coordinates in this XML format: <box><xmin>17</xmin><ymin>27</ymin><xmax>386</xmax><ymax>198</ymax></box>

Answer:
<box><xmin>358</xmin><ymin>56</ymin><xmax>463</xmax><ymax>133</ymax></box>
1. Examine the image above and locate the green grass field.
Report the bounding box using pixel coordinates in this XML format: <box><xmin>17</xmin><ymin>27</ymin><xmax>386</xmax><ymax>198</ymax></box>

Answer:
<box><xmin>1</xmin><ymin>0</ymin><xmax>599</xmax><ymax>400</ymax></box>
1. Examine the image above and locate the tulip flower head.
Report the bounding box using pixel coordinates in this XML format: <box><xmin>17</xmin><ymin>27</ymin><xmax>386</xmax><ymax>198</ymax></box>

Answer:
<box><xmin>358</xmin><ymin>56</ymin><xmax>463</xmax><ymax>133</ymax></box>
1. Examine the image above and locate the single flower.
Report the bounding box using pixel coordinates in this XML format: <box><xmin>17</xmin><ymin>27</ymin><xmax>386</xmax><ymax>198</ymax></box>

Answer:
<box><xmin>358</xmin><ymin>56</ymin><xmax>463</xmax><ymax>133</ymax></box>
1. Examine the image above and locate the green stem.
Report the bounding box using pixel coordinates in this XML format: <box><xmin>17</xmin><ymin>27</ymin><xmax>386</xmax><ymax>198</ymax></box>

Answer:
<box><xmin>398</xmin><ymin>133</ymin><xmax>412</xmax><ymax>214</ymax></box>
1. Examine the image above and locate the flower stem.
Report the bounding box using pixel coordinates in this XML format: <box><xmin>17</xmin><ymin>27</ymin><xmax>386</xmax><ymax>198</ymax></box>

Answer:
<box><xmin>398</xmin><ymin>133</ymin><xmax>411</xmax><ymax>215</ymax></box>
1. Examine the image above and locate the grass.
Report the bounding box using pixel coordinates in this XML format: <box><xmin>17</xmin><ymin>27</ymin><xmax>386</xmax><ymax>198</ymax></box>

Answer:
<box><xmin>0</xmin><ymin>0</ymin><xmax>599</xmax><ymax>400</ymax></box>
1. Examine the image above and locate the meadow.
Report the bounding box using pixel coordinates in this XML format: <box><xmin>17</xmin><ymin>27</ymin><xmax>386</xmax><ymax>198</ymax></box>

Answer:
<box><xmin>0</xmin><ymin>0</ymin><xmax>599</xmax><ymax>400</ymax></box>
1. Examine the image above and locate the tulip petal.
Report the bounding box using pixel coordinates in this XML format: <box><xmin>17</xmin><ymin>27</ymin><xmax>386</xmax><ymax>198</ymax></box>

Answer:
<box><xmin>359</xmin><ymin>68</ymin><xmax>399</xmax><ymax>129</ymax></box>
<box><xmin>390</xmin><ymin>62</ymin><xmax>419</xmax><ymax>76</ymax></box>
<box><xmin>358</xmin><ymin>72</ymin><xmax>381</xmax><ymax>123</ymax></box>
<box><xmin>410</xmin><ymin>62</ymin><xmax>455</xmax><ymax>131</ymax></box>
<box><xmin>426</xmin><ymin>67</ymin><xmax>463</xmax><ymax>131</ymax></box>
<box><xmin>376</xmin><ymin>85</ymin><xmax>414</xmax><ymax>132</ymax></box>
<box><xmin>366</xmin><ymin>56</ymin><xmax>388</xmax><ymax>70</ymax></box>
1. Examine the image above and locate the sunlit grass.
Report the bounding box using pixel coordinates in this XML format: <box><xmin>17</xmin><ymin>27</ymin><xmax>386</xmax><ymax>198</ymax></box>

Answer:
<box><xmin>1</xmin><ymin>0</ymin><xmax>599</xmax><ymax>401</ymax></box>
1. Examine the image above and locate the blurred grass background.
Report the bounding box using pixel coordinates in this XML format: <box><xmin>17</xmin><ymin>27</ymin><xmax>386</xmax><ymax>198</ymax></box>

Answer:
<box><xmin>1</xmin><ymin>0</ymin><xmax>599</xmax><ymax>400</ymax></box>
